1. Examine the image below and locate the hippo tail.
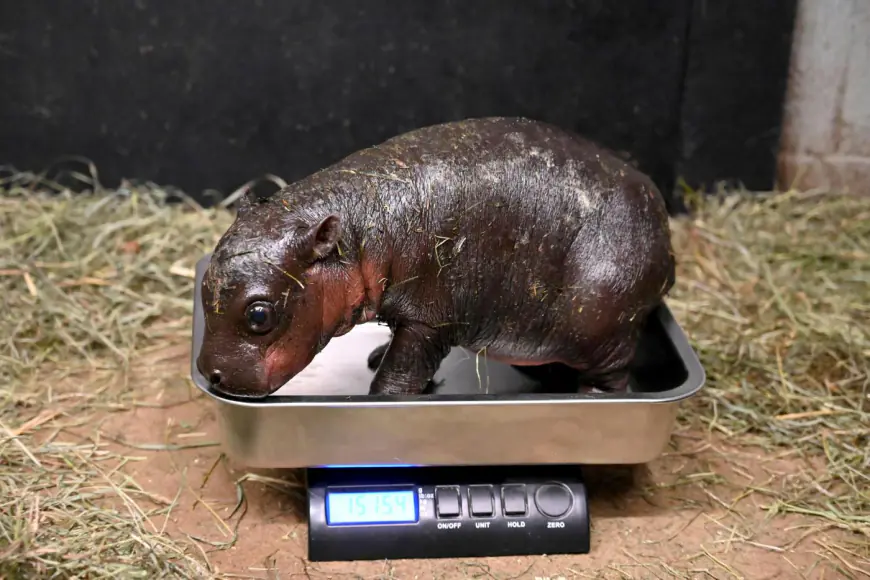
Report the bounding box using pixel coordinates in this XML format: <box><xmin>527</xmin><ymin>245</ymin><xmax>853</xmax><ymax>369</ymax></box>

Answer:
<box><xmin>656</xmin><ymin>247</ymin><xmax>678</xmax><ymax>307</ymax></box>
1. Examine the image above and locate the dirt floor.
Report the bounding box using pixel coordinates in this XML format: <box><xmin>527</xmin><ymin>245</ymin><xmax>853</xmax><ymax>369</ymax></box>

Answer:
<box><xmin>2</xmin><ymin>185</ymin><xmax>869</xmax><ymax>579</ymax></box>
<box><xmin>61</xmin><ymin>344</ymin><xmax>860</xmax><ymax>580</ymax></box>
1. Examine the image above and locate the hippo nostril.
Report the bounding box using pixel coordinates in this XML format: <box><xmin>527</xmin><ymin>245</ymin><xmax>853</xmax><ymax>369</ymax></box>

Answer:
<box><xmin>208</xmin><ymin>370</ymin><xmax>222</xmax><ymax>385</ymax></box>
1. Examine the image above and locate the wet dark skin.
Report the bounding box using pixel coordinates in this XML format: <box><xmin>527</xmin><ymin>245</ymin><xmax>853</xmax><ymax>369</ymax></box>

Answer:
<box><xmin>196</xmin><ymin>117</ymin><xmax>675</xmax><ymax>399</ymax></box>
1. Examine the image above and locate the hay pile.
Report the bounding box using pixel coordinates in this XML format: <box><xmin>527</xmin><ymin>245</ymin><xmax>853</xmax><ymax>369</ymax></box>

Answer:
<box><xmin>1</xmin><ymin>173</ymin><xmax>233</xmax><ymax>578</ymax></box>
<box><xmin>1</xmin><ymin>169</ymin><xmax>868</xmax><ymax>577</ymax></box>
<box><xmin>669</xmin><ymin>189</ymin><xmax>869</xmax><ymax>541</ymax></box>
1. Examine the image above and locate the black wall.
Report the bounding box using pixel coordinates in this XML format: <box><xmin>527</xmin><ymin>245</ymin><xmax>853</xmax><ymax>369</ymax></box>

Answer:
<box><xmin>0</xmin><ymin>0</ymin><xmax>797</xmax><ymax>211</ymax></box>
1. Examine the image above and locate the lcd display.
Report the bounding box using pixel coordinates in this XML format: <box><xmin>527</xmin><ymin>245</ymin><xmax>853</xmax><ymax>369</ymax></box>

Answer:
<box><xmin>326</xmin><ymin>489</ymin><xmax>419</xmax><ymax>525</ymax></box>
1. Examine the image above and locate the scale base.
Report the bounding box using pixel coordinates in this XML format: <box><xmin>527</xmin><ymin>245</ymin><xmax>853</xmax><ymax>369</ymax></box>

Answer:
<box><xmin>306</xmin><ymin>464</ymin><xmax>591</xmax><ymax>562</ymax></box>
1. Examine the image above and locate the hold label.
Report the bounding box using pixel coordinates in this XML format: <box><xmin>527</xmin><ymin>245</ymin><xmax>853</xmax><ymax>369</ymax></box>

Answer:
<box><xmin>506</xmin><ymin>521</ymin><xmax>526</xmax><ymax>528</ymax></box>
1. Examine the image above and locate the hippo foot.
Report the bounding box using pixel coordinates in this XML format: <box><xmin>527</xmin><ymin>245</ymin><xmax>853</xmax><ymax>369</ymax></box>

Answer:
<box><xmin>423</xmin><ymin>378</ymin><xmax>444</xmax><ymax>394</ymax></box>
<box><xmin>577</xmin><ymin>369</ymin><xmax>630</xmax><ymax>394</ymax></box>
<box><xmin>368</xmin><ymin>378</ymin><xmax>442</xmax><ymax>396</ymax></box>
<box><xmin>367</xmin><ymin>342</ymin><xmax>390</xmax><ymax>371</ymax></box>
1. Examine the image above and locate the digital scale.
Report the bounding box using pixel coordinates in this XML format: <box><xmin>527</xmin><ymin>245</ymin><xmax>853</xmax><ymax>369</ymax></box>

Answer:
<box><xmin>306</xmin><ymin>464</ymin><xmax>589</xmax><ymax>561</ymax></box>
<box><xmin>189</xmin><ymin>254</ymin><xmax>705</xmax><ymax>562</ymax></box>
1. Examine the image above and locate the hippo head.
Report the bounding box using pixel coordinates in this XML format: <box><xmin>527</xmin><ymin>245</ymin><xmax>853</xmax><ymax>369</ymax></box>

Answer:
<box><xmin>196</xmin><ymin>191</ymin><xmax>344</xmax><ymax>399</ymax></box>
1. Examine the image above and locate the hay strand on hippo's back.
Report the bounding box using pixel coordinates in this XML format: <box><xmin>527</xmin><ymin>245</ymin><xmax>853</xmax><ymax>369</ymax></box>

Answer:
<box><xmin>1</xmin><ymin>166</ymin><xmax>869</xmax><ymax>576</ymax></box>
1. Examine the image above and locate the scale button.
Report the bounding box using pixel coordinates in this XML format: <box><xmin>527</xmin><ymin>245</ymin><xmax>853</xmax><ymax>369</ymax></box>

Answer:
<box><xmin>435</xmin><ymin>486</ymin><xmax>461</xmax><ymax>517</ymax></box>
<box><xmin>501</xmin><ymin>484</ymin><xmax>527</xmax><ymax>515</ymax></box>
<box><xmin>468</xmin><ymin>485</ymin><xmax>494</xmax><ymax>516</ymax></box>
<box><xmin>534</xmin><ymin>483</ymin><xmax>573</xmax><ymax>518</ymax></box>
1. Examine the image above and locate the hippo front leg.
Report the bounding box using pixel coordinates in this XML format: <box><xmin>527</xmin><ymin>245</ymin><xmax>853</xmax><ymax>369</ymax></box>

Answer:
<box><xmin>367</xmin><ymin>341</ymin><xmax>390</xmax><ymax>371</ymax></box>
<box><xmin>368</xmin><ymin>324</ymin><xmax>450</xmax><ymax>395</ymax></box>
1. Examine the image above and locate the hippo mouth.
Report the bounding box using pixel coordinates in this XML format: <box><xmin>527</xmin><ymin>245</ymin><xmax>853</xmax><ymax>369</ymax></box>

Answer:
<box><xmin>209</xmin><ymin>387</ymin><xmax>272</xmax><ymax>402</ymax></box>
<box><xmin>264</xmin><ymin>342</ymin><xmax>320</xmax><ymax>394</ymax></box>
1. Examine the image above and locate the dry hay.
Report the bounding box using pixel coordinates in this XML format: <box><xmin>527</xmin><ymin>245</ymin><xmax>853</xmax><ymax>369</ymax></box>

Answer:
<box><xmin>668</xmin><ymin>188</ymin><xmax>870</xmax><ymax>573</ymax></box>
<box><xmin>0</xmin><ymin>165</ymin><xmax>868</xmax><ymax>578</ymax></box>
<box><xmin>0</xmin><ymin>169</ymin><xmax>234</xmax><ymax>578</ymax></box>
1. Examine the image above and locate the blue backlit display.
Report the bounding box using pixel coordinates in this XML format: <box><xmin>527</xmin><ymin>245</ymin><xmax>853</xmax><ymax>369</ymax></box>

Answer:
<box><xmin>326</xmin><ymin>489</ymin><xmax>419</xmax><ymax>525</ymax></box>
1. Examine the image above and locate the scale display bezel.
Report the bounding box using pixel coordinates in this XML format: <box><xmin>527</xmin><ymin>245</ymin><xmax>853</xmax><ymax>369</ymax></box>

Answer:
<box><xmin>324</xmin><ymin>484</ymin><xmax>420</xmax><ymax>527</ymax></box>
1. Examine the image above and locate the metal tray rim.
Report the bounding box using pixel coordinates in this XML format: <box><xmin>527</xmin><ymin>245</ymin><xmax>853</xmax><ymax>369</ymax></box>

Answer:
<box><xmin>189</xmin><ymin>254</ymin><xmax>705</xmax><ymax>408</ymax></box>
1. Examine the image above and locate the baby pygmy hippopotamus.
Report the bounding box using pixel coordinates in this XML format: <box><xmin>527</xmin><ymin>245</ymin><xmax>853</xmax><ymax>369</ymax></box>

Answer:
<box><xmin>196</xmin><ymin>117</ymin><xmax>675</xmax><ymax>399</ymax></box>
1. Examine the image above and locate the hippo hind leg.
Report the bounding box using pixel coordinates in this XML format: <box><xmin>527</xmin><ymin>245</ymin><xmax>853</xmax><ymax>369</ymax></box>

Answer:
<box><xmin>510</xmin><ymin>362</ymin><xmax>583</xmax><ymax>393</ymax></box>
<box><xmin>512</xmin><ymin>360</ymin><xmax>631</xmax><ymax>394</ymax></box>
<box><xmin>562</xmin><ymin>311</ymin><xmax>643</xmax><ymax>395</ymax></box>
<box><xmin>576</xmin><ymin>368</ymin><xmax>631</xmax><ymax>394</ymax></box>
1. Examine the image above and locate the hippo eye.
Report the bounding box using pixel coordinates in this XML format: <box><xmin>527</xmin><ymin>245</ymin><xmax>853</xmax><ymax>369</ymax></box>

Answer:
<box><xmin>245</xmin><ymin>301</ymin><xmax>277</xmax><ymax>334</ymax></box>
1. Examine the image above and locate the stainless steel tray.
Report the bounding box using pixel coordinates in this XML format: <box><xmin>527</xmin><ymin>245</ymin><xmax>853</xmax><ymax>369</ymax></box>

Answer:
<box><xmin>189</xmin><ymin>254</ymin><xmax>705</xmax><ymax>468</ymax></box>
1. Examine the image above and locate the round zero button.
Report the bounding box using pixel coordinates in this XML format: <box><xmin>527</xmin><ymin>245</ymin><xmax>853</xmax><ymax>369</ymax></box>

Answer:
<box><xmin>534</xmin><ymin>483</ymin><xmax>573</xmax><ymax>518</ymax></box>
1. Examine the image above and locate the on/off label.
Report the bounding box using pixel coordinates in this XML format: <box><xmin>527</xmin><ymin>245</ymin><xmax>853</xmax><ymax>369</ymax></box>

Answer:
<box><xmin>437</xmin><ymin>522</ymin><xmax>461</xmax><ymax>530</ymax></box>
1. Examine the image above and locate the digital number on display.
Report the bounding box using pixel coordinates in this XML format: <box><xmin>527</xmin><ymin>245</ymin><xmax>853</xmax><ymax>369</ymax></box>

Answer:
<box><xmin>326</xmin><ymin>489</ymin><xmax>419</xmax><ymax>525</ymax></box>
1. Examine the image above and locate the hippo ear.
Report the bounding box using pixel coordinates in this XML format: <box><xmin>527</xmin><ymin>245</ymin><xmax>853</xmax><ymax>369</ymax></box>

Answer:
<box><xmin>299</xmin><ymin>214</ymin><xmax>342</xmax><ymax>261</ymax></box>
<box><xmin>235</xmin><ymin>188</ymin><xmax>258</xmax><ymax>215</ymax></box>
